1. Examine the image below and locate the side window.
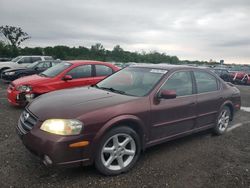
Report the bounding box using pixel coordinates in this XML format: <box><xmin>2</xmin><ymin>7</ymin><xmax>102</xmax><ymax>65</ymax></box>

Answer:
<box><xmin>31</xmin><ymin>57</ymin><xmax>42</xmax><ymax>62</ymax></box>
<box><xmin>194</xmin><ymin>71</ymin><xmax>218</xmax><ymax>93</ymax></box>
<box><xmin>37</xmin><ymin>62</ymin><xmax>50</xmax><ymax>68</ymax></box>
<box><xmin>161</xmin><ymin>71</ymin><xmax>193</xmax><ymax>97</ymax></box>
<box><xmin>44</xmin><ymin>56</ymin><xmax>53</xmax><ymax>60</ymax></box>
<box><xmin>96</xmin><ymin>65</ymin><xmax>113</xmax><ymax>76</ymax></box>
<box><xmin>66</xmin><ymin>65</ymin><xmax>92</xmax><ymax>79</ymax></box>
<box><xmin>51</xmin><ymin>62</ymin><xmax>57</xmax><ymax>66</ymax></box>
<box><xmin>20</xmin><ymin>57</ymin><xmax>31</xmax><ymax>64</ymax></box>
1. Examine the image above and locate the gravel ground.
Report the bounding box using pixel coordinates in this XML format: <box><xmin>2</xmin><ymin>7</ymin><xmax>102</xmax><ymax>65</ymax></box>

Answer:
<box><xmin>0</xmin><ymin>82</ymin><xmax>249</xmax><ymax>188</ymax></box>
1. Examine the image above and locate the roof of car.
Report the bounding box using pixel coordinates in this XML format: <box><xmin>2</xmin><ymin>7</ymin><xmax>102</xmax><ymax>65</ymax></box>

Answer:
<box><xmin>68</xmin><ymin>60</ymin><xmax>113</xmax><ymax>65</ymax></box>
<box><xmin>131</xmin><ymin>64</ymin><xmax>199</xmax><ymax>70</ymax></box>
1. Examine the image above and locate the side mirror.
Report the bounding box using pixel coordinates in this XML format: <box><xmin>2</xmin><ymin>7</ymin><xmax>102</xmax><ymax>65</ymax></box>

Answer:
<box><xmin>63</xmin><ymin>75</ymin><xmax>72</xmax><ymax>81</ymax></box>
<box><xmin>158</xmin><ymin>89</ymin><xmax>177</xmax><ymax>99</ymax></box>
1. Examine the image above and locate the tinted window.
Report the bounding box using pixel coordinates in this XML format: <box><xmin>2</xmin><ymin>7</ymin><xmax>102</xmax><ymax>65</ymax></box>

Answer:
<box><xmin>66</xmin><ymin>65</ymin><xmax>92</xmax><ymax>79</ymax></box>
<box><xmin>37</xmin><ymin>62</ymin><xmax>51</xmax><ymax>68</ymax></box>
<box><xmin>42</xmin><ymin>62</ymin><xmax>72</xmax><ymax>77</ymax></box>
<box><xmin>96</xmin><ymin>65</ymin><xmax>113</xmax><ymax>76</ymax></box>
<box><xmin>20</xmin><ymin>57</ymin><xmax>31</xmax><ymax>64</ymax></box>
<box><xmin>161</xmin><ymin>71</ymin><xmax>193</xmax><ymax>97</ymax></box>
<box><xmin>44</xmin><ymin>56</ymin><xmax>53</xmax><ymax>60</ymax></box>
<box><xmin>194</xmin><ymin>71</ymin><xmax>218</xmax><ymax>93</ymax></box>
<box><xmin>31</xmin><ymin>57</ymin><xmax>41</xmax><ymax>62</ymax></box>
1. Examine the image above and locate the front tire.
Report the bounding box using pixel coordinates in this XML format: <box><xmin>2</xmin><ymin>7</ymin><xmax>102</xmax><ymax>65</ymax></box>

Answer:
<box><xmin>213</xmin><ymin>106</ymin><xmax>231</xmax><ymax>135</ymax></box>
<box><xmin>95</xmin><ymin>126</ymin><xmax>141</xmax><ymax>175</ymax></box>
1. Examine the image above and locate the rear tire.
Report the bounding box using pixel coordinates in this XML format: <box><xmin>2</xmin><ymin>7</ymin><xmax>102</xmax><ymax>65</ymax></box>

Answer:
<box><xmin>95</xmin><ymin>126</ymin><xmax>141</xmax><ymax>175</ymax></box>
<box><xmin>213</xmin><ymin>106</ymin><xmax>231</xmax><ymax>135</ymax></box>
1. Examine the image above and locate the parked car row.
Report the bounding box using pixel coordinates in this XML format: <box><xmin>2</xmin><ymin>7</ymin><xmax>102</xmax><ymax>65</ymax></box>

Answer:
<box><xmin>0</xmin><ymin>55</ymin><xmax>54</xmax><ymax>74</ymax></box>
<box><xmin>4</xmin><ymin>60</ymin><xmax>119</xmax><ymax>106</ymax></box>
<box><xmin>0</xmin><ymin>56</ymin><xmax>243</xmax><ymax>175</ymax></box>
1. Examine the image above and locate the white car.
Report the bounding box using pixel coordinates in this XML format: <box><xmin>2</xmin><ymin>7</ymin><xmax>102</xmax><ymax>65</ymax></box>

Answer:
<box><xmin>0</xmin><ymin>56</ymin><xmax>53</xmax><ymax>73</ymax></box>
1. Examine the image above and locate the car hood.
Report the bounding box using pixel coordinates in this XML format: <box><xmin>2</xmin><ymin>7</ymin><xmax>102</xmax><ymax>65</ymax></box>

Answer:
<box><xmin>27</xmin><ymin>87</ymin><xmax>138</xmax><ymax>121</ymax></box>
<box><xmin>4</xmin><ymin>67</ymin><xmax>28</xmax><ymax>72</ymax></box>
<box><xmin>0</xmin><ymin>62</ymin><xmax>22</xmax><ymax>68</ymax></box>
<box><xmin>12</xmin><ymin>74</ymin><xmax>51</xmax><ymax>86</ymax></box>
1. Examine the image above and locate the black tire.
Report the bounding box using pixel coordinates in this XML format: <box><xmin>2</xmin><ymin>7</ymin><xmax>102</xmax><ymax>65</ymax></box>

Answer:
<box><xmin>213</xmin><ymin>106</ymin><xmax>231</xmax><ymax>135</ymax></box>
<box><xmin>95</xmin><ymin>126</ymin><xmax>141</xmax><ymax>175</ymax></box>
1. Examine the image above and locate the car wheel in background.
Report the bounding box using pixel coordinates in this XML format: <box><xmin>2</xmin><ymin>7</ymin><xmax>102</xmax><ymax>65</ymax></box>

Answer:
<box><xmin>95</xmin><ymin>126</ymin><xmax>141</xmax><ymax>175</ymax></box>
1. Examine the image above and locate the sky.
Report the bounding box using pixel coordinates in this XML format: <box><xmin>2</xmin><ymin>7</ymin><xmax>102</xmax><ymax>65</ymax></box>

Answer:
<box><xmin>0</xmin><ymin>0</ymin><xmax>250</xmax><ymax>64</ymax></box>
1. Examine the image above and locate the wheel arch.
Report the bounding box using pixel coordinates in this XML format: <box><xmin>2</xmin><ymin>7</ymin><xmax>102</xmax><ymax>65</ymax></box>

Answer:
<box><xmin>91</xmin><ymin>115</ymin><xmax>147</xmax><ymax>161</ymax></box>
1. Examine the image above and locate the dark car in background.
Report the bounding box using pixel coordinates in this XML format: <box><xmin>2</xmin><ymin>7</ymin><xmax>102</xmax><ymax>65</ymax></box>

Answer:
<box><xmin>17</xmin><ymin>65</ymin><xmax>241</xmax><ymax>175</ymax></box>
<box><xmin>1</xmin><ymin>60</ymin><xmax>61</xmax><ymax>82</ymax></box>
<box><xmin>211</xmin><ymin>68</ymin><xmax>232</xmax><ymax>82</ymax></box>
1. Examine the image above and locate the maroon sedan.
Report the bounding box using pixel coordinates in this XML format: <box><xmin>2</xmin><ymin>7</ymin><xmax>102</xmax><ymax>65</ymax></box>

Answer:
<box><xmin>17</xmin><ymin>65</ymin><xmax>241</xmax><ymax>175</ymax></box>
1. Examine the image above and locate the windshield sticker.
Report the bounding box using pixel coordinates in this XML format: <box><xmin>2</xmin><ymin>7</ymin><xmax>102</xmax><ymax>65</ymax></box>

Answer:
<box><xmin>150</xmin><ymin>69</ymin><xmax>168</xmax><ymax>74</ymax></box>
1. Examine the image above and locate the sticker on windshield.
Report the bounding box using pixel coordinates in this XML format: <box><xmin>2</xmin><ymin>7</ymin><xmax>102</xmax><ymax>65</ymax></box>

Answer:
<box><xmin>150</xmin><ymin>69</ymin><xmax>168</xmax><ymax>74</ymax></box>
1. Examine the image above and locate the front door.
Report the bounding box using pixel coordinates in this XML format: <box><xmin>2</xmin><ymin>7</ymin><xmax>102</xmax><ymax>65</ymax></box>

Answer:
<box><xmin>150</xmin><ymin>71</ymin><xmax>197</xmax><ymax>141</ymax></box>
<box><xmin>60</xmin><ymin>64</ymin><xmax>94</xmax><ymax>89</ymax></box>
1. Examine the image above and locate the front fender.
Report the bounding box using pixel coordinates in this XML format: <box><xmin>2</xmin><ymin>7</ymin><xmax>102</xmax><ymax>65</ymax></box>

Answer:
<box><xmin>90</xmin><ymin>115</ymin><xmax>147</xmax><ymax>160</ymax></box>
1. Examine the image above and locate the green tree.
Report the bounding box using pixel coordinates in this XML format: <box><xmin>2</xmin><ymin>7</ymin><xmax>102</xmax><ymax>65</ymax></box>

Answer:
<box><xmin>0</xmin><ymin>25</ymin><xmax>30</xmax><ymax>48</ymax></box>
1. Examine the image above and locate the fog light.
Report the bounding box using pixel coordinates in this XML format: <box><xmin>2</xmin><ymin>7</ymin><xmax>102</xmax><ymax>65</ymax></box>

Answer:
<box><xmin>43</xmin><ymin>155</ymin><xmax>53</xmax><ymax>166</ymax></box>
<box><xmin>25</xmin><ymin>94</ymin><xmax>34</xmax><ymax>102</ymax></box>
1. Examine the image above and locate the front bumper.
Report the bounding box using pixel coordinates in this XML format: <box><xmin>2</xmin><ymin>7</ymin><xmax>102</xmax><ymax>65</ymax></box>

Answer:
<box><xmin>17</xmin><ymin>120</ymin><xmax>93</xmax><ymax>167</ymax></box>
<box><xmin>7</xmin><ymin>88</ymin><xmax>27</xmax><ymax>106</ymax></box>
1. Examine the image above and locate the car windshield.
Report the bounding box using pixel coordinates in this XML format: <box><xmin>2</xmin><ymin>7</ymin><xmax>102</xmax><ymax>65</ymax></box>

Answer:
<box><xmin>11</xmin><ymin>56</ymin><xmax>22</xmax><ymax>62</ymax></box>
<box><xmin>26</xmin><ymin>61</ymin><xmax>40</xmax><ymax>68</ymax></box>
<box><xmin>96</xmin><ymin>67</ymin><xmax>167</xmax><ymax>97</ymax></box>
<box><xmin>40</xmin><ymin>62</ymin><xmax>72</xmax><ymax>77</ymax></box>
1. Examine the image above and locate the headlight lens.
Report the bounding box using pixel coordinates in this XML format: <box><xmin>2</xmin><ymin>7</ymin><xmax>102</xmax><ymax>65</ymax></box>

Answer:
<box><xmin>5</xmin><ymin>72</ymin><xmax>15</xmax><ymax>75</ymax></box>
<box><xmin>16</xmin><ymin>85</ymin><xmax>32</xmax><ymax>92</ymax></box>
<box><xmin>40</xmin><ymin>119</ymin><xmax>83</xmax><ymax>135</ymax></box>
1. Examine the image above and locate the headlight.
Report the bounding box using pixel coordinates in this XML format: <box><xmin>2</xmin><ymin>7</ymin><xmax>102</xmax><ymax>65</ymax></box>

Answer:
<box><xmin>40</xmin><ymin>119</ymin><xmax>83</xmax><ymax>135</ymax></box>
<box><xmin>5</xmin><ymin>72</ymin><xmax>15</xmax><ymax>75</ymax></box>
<box><xmin>16</xmin><ymin>85</ymin><xmax>32</xmax><ymax>92</ymax></box>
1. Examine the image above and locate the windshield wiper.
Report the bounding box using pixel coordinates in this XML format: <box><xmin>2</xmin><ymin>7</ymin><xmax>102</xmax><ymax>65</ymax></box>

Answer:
<box><xmin>97</xmin><ymin>86</ymin><xmax>126</xmax><ymax>94</ymax></box>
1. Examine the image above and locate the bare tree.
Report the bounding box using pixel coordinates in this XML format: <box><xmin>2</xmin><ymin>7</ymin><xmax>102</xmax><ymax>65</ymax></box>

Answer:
<box><xmin>0</xmin><ymin>25</ymin><xmax>30</xmax><ymax>48</ymax></box>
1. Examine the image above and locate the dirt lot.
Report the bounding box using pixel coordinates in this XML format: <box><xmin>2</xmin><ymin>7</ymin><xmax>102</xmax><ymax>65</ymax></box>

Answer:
<box><xmin>0</xmin><ymin>82</ymin><xmax>249</xmax><ymax>188</ymax></box>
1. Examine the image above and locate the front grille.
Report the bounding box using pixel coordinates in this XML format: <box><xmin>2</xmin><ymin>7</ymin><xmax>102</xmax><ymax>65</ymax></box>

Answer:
<box><xmin>17</xmin><ymin>110</ymin><xmax>38</xmax><ymax>136</ymax></box>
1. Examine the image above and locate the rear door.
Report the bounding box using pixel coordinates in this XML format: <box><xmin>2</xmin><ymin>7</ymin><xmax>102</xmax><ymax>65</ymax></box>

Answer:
<box><xmin>150</xmin><ymin>70</ymin><xmax>197</xmax><ymax>140</ymax></box>
<box><xmin>93</xmin><ymin>64</ymin><xmax>114</xmax><ymax>84</ymax></box>
<box><xmin>193</xmin><ymin>71</ymin><xmax>223</xmax><ymax>129</ymax></box>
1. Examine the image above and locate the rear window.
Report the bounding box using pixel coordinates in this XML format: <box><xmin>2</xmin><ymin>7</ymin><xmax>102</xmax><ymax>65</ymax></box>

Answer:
<box><xmin>194</xmin><ymin>71</ymin><xmax>218</xmax><ymax>93</ymax></box>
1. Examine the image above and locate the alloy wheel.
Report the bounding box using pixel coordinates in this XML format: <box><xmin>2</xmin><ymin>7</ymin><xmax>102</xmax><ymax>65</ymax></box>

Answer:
<box><xmin>218</xmin><ymin>109</ymin><xmax>230</xmax><ymax>132</ymax></box>
<box><xmin>101</xmin><ymin>133</ymin><xmax>136</xmax><ymax>171</ymax></box>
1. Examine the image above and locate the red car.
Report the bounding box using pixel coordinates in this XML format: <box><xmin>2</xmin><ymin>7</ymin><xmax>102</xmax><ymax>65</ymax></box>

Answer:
<box><xmin>7</xmin><ymin>60</ymin><xmax>119</xmax><ymax>106</ymax></box>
